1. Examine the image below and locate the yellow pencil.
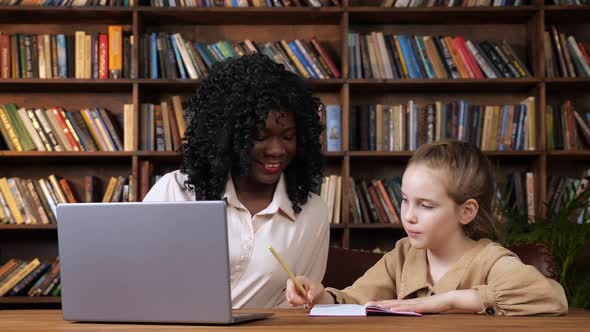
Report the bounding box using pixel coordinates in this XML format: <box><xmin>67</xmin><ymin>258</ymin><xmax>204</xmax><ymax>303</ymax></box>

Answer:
<box><xmin>268</xmin><ymin>245</ymin><xmax>309</xmax><ymax>301</ymax></box>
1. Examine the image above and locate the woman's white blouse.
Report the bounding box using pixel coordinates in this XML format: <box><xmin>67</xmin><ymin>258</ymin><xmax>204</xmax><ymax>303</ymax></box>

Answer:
<box><xmin>143</xmin><ymin>170</ymin><xmax>330</xmax><ymax>309</ymax></box>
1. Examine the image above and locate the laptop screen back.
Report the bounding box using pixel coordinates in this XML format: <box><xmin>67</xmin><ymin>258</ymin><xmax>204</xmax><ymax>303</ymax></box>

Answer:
<box><xmin>57</xmin><ymin>201</ymin><xmax>233</xmax><ymax>324</ymax></box>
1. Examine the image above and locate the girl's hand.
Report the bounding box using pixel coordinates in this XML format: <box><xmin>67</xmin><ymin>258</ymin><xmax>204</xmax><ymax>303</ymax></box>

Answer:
<box><xmin>368</xmin><ymin>290</ymin><xmax>483</xmax><ymax>314</ymax></box>
<box><xmin>368</xmin><ymin>292</ymin><xmax>455</xmax><ymax>313</ymax></box>
<box><xmin>285</xmin><ymin>276</ymin><xmax>325</xmax><ymax>307</ymax></box>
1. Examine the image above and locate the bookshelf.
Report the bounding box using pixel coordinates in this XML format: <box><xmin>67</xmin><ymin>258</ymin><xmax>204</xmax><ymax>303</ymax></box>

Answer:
<box><xmin>2</xmin><ymin>2</ymin><xmax>590</xmax><ymax>307</ymax></box>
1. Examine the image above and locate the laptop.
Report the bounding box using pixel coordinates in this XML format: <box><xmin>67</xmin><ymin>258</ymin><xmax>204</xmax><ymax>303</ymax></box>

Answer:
<box><xmin>57</xmin><ymin>201</ymin><xmax>273</xmax><ymax>324</ymax></box>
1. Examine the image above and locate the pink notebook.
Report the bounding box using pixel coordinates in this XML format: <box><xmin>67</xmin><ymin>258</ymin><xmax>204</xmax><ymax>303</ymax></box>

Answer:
<box><xmin>309</xmin><ymin>304</ymin><xmax>422</xmax><ymax>317</ymax></box>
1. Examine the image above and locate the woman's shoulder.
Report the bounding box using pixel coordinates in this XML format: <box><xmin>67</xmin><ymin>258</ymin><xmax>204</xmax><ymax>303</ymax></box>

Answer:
<box><xmin>302</xmin><ymin>192</ymin><xmax>329</xmax><ymax>216</ymax></box>
<box><xmin>154</xmin><ymin>170</ymin><xmax>189</xmax><ymax>189</ymax></box>
<box><xmin>143</xmin><ymin>170</ymin><xmax>192</xmax><ymax>201</ymax></box>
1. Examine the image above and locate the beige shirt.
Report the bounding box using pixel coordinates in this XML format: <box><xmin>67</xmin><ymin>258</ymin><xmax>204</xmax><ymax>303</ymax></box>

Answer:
<box><xmin>326</xmin><ymin>238</ymin><xmax>568</xmax><ymax>316</ymax></box>
<box><xmin>144</xmin><ymin>170</ymin><xmax>330</xmax><ymax>309</ymax></box>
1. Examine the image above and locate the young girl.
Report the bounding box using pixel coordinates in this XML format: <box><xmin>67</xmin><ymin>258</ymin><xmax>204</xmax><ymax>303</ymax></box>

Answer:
<box><xmin>286</xmin><ymin>141</ymin><xmax>568</xmax><ymax>316</ymax></box>
<box><xmin>144</xmin><ymin>54</ymin><xmax>329</xmax><ymax>309</ymax></box>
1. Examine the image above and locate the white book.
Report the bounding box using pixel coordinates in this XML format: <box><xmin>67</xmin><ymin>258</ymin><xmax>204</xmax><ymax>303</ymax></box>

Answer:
<box><xmin>309</xmin><ymin>304</ymin><xmax>421</xmax><ymax>317</ymax></box>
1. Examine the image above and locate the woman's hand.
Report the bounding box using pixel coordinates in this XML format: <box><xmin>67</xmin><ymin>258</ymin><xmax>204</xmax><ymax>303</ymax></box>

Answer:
<box><xmin>285</xmin><ymin>276</ymin><xmax>326</xmax><ymax>307</ymax></box>
<box><xmin>368</xmin><ymin>290</ymin><xmax>483</xmax><ymax>314</ymax></box>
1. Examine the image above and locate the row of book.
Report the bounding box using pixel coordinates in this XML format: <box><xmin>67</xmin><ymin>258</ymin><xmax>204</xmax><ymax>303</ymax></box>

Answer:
<box><xmin>497</xmin><ymin>171</ymin><xmax>536</xmax><ymax>221</ymax></box>
<box><xmin>348</xmin><ymin>98</ymin><xmax>536</xmax><ymax>152</ymax></box>
<box><xmin>2</xmin><ymin>0</ymin><xmax>587</xmax><ymax>5</ymax></box>
<box><xmin>0</xmin><ymin>28</ymin><xmax>131</xmax><ymax>80</ymax></box>
<box><xmin>348</xmin><ymin>32</ymin><xmax>531</xmax><ymax>80</ymax></box>
<box><xmin>380</xmin><ymin>0</ymin><xmax>528</xmax><ymax>7</ymax></box>
<box><xmin>545</xmin><ymin>26</ymin><xmax>590</xmax><ymax>79</ymax></box>
<box><xmin>350</xmin><ymin>177</ymin><xmax>401</xmax><ymax>224</ymax></box>
<box><xmin>320</xmin><ymin>174</ymin><xmax>342</xmax><ymax>224</ymax></box>
<box><xmin>0</xmin><ymin>104</ymin><xmax>129</xmax><ymax>152</ymax></box>
<box><xmin>0</xmin><ymin>257</ymin><xmax>60</xmax><ymax>297</ymax></box>
<box><xmin>547</xmin><ymin>172</ymin><xmax>589</xmax><ymax>224</ymax></box>
<box><xmin>148</xmin><ymin>0</ymin><xmax>339</xmax><ymax>6</ymax></box>
<box><xmin>0</xmin><ymin>0</ymin><xmax>131</xmax><ymax>5</ymax></box>
<box><xmin>0</xmin><ymin>175</ymin><xmax>134</xmax><ymax>225</ymax></box>
<box><xmin>140</xmin><ymin>33</ymin><xmax>340</xmax><ymax>80</ymax></box>
<box><xmin>548</xmin><ymin>0</ymin><xmax>589</xmax><ymax>5</ymax></box>
<box><xmin>546</xmin><ymin>101</ymin><xmax>590</xmax><ymax>151</ymax></box>
<box><xmin>140</xmin><ymin>97</ymin><xmax>187</xmax><ymax>152</ymax></box>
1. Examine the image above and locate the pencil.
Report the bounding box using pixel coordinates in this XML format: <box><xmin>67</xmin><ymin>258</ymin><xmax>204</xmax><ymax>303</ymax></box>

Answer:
<box><xmin>268</xmin><ymin>245</ymin><xmax>309</xmax><ymax>301</ymax></box>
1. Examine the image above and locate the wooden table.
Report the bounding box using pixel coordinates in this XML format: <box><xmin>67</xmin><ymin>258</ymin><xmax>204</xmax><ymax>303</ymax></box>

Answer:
<box><xmin>1</xmin><ymin>309</ymin><xmax>589</xmax><ymax>331</ymax></box>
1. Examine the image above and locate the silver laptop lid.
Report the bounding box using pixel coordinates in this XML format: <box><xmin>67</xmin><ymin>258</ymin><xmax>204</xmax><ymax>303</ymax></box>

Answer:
<box><xmin>57</xmin><ymin>201</ymin><xmax>233</xmax><ymax>324</ymax></box>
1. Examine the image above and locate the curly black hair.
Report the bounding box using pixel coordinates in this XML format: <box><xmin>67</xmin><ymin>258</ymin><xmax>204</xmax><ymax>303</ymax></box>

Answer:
<box><xmin>180</xmin><ymin>54</ymin><xmax>325</xmax><ymax>214</ymax></box>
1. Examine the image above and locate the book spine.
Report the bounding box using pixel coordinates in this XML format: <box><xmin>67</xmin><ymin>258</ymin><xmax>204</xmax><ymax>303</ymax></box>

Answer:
<box><xmin>108</xmin><ymin>25</ymin><xmax>122</xmax><ymax>79</ymax></box>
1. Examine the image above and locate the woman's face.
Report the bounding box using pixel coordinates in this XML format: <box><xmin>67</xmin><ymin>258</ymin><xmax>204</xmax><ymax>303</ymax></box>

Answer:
<box><xmin>248</xmin><ymin>111</ymin><xmax>297</xmax><ymax>186</ymax></box>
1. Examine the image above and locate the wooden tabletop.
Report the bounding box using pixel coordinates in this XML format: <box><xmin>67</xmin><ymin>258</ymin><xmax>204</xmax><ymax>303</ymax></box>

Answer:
<box><xmin>1</xmin><ymin>309</ymin><xmax>589</xmax><ymax>331</ymax></box>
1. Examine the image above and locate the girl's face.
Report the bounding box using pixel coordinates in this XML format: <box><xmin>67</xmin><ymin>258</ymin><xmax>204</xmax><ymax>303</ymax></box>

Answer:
<box><xmin>400</xmin><ymin>164</ymin><xmax>466</xmax><ymax>251</ymax></box>
<box><xmin>248</xmin><ymin>111</ymin><xmax>297</xmax><ymax>186</ymax></box>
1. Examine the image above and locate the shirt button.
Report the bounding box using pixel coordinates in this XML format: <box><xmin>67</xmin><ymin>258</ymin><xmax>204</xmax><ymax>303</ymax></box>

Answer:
<box><xmin>240</xmin><ymin>255</ymin><xmax>247</xmax><ymax>262</ymax></box>
<box><xmin>235</xmin><ymin>265</ymin><xmax>242</xmax><ymax>272</ymax></box>
<box><xmin>485</xmin><ymin>307</ymin><xmax>496</xmax><ymax>315</ymax></box>
<box><xmin>243</xmin><ymin>244</ymin><xmax>251</xmax><ymax>250</ymax></box>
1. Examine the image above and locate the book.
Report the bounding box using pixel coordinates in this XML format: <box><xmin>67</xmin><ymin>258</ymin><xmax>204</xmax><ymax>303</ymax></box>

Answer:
<box><xmin>325</xmin><ymin>104</ymin><xmax>342</xmax><ymax>152</ymax></box>
<box><xmin>309</xmin><ymin>304</ymin><xmax>422</xmax><ymax>317</ymax></box>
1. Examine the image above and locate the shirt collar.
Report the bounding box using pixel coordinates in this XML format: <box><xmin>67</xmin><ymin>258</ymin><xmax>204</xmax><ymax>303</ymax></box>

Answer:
<box><xmin>222</xmin><ymin>173</ymin><xmax>296</xmax><ymax>222</ymax></box>
<box><xmin>398</xmin><ymin>238</ymin><xmax>491</xmax><ymax>299</ymax></box>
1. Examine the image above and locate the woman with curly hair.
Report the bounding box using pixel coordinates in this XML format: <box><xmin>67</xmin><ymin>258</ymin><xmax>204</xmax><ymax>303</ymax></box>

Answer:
<box><xmin>144</xmin><ymin>54</ymin><xmax>329</xmax><ymax>309</ymax></box>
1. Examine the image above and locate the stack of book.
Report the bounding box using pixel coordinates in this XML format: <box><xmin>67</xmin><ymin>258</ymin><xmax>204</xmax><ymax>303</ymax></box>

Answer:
<box><xmin>0</xmin><ymin>103</ymin><xmax>131</xmax><ymax>152</ymax></box>
<box><xmin>148</xmin><ymin>0</ymin><xmax>340</xmax><ymax>7</ymax></box>
<box><xmin>140</xmin><ymin>96</ymin><xmax>186</xmax><ymax>152</ymax></box>
<box><xmin>0</xmin><ymin>0</ymin><xmax>131</xmax><ymax>6</ymax></box>
<box><xmin>140</xmin><ymin>33</ymin><xmax>341</xmax><ymax>80</ymax></box>
<box><xmin>0</xmin><ymin>257</ymin><xmax>60</xmax><ymax>298</ymax></box>
<box><xmin>349</xmin><ymin>98</ymin><xmax>536</xmax><ymax>152</ymax></box>
<box><xmin>546</xmin><ymin>100</ymin><xmax>590</xmax><ymax>150</ymax></box>
<box><xmin>349</xmin><ymin>177</ymin><xmax>402</xmax><ymax>225</ymax></box>
<box><xmin>496</xmin><ymin>172</ymin><xmax>536</xmax><ymax>222</ymax></box>
<box><xmin>320</xmin><ymin>174</ymin><xmax>342</xmax><ymax>224</ymax></box>
<box><xmin>0</xmin><ymin>26</ymin><xmax>132</xmax><ymax>80</ymax></box>
<box><xmin>0</xmin><ymin>175</ymin><xmax>133</xmax><ymax>225</ymax></box>
<box><xmin>544</xmin><ymin>26</ymin><xmax>590</xmax><ymax>78</ymax></box>
<box><xmin>546</xmin><ymin>171</ymin><xmax>589</xmax><ymax>224</ymax></box>
<box><xmin>548</xmin><ymin>0</ymin><xmax>589</xmax><ymax>5</ymax></box>
<box><xmin>348</xmin><ymin>33</ymin><xmax>531</xmax><ymax>80</ymax></box>
<box><xmin>380</xmin><ymin>0</ymin><xmax>528</xmax><ymax>6</ymax></box>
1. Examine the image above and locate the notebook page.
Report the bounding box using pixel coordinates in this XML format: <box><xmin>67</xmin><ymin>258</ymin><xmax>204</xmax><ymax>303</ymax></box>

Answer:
<box><xmin>309</xmin><ymin>304</ymin><xmax>367</xmax><ymax>317</ymax></box>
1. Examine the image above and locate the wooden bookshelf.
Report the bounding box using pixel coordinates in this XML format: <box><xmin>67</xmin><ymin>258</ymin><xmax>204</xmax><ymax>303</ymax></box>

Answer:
<box><xmin>1</xmin><ymin>2</ymin><xmax>590</xmax><ymax>307</ymax></box>
<box><xmin>0</xmin><ymin>224</ymin><xmax>57</xmax><ymax>231</ymax></box>
<box><xmin>0</xmin><ymin>296</ymin><xmax>60</xmax><ymax>305</ymax></box>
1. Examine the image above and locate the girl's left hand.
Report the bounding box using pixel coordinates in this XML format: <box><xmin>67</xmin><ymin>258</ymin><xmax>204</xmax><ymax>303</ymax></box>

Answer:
<box><xmin>368</xmin><ymin>292</ymin><xmax>455</xmax><ymax>314</ymax></box>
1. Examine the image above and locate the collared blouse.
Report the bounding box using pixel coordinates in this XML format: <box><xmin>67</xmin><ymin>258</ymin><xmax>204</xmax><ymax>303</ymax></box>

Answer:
<box><xmin>144</xmin><ymin>170</ymin><xmax>330</xmax><ymax>309</ymax></box>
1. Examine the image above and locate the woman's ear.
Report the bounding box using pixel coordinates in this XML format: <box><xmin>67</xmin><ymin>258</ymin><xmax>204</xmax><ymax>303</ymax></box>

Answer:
<box><xmin>459</xmin><ymin>198</ymin><xmax>479</xmax><ymax>225</ymax></box>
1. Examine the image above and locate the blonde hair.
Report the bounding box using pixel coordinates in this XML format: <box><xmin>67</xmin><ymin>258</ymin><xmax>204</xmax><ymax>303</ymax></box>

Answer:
<box><xmin>407</xmin><ymin>141</ymin><xmax>498</xmax><ymax>240</ymax></box>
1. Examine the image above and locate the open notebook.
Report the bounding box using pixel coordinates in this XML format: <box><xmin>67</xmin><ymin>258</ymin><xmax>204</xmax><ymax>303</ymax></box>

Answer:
<box><xmin>309</xmin><ymin>304</ymin><xmax>422</xmax><ymax>317</ymax></box>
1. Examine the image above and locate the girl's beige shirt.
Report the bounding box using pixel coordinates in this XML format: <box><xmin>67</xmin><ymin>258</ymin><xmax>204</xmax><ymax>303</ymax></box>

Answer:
<box><xmin>326</xmin><ymin>237</ymin><xmax>568</xmax><ymax>316</ymax></box>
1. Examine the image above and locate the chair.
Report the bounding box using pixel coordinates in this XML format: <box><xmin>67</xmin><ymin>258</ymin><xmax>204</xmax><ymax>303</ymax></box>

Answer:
<box><xmin>322</xmin><ymin>243</ymin><xmax>557</xmax><ymax>289</ymax></box>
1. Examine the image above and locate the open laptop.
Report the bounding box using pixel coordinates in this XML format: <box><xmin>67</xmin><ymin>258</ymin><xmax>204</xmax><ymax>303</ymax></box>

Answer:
<box><xmin>56</xmin><ymin>201</ymin><xmax>272</xmax><ymax>324</ymax></box>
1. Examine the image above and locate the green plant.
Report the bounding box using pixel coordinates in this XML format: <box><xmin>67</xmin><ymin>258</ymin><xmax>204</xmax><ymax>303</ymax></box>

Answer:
<box><xmin>498</xmin><ymin>179</ymin><xmax>590</xmax><ymax>309</ymax></box>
